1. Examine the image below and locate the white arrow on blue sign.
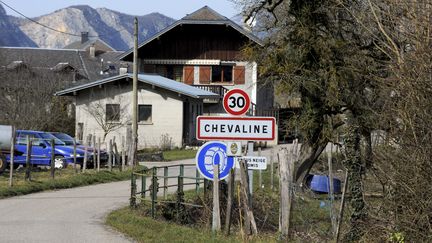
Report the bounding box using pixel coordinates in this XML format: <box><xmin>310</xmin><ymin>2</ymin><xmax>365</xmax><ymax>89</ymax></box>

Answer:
<box><xmin>195</xmin><ymin>141</ymin><xmax>234</xmax><ymax>180</ymax></box>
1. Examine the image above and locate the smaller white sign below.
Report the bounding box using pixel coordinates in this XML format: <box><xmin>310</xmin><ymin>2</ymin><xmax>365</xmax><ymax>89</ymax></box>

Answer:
<box><xmin>226</xmin><ymin>142</ymin><xmax>242</xmax><ymax>157</ymax></box>
<box><xmin>236</xmin><ymin>156</ymin><xmax>267</xmax><ymax>170</ymax></box>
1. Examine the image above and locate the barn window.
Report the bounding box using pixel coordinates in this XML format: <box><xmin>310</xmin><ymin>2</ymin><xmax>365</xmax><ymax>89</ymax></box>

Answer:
<box><xmin>106</xmin><ymin>104</ymin><xmax>120</xmax><ymax>122</ymax></box>
<box><xmin>138</xmin><ymin>105</ymin><xmax>152</xmax><ymax>123</ymax></box>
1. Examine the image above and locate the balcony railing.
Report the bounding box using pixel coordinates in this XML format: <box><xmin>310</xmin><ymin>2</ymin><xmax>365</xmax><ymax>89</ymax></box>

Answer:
<box><xmin>193</xmin><ymin>85</ymin><xmax>229</xmax><ymax>98</ymax></box>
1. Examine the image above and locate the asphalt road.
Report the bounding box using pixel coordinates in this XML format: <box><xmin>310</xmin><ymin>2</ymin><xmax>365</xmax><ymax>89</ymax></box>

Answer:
<box><xmin>0</xmin><ymin>160</ymin><xmax>199</xmax><ymax>243</ymax></box>
<box><xmin>0</xmin><ymin>147</ymin><xmax>279</xmax><ymax>243</ymax></box>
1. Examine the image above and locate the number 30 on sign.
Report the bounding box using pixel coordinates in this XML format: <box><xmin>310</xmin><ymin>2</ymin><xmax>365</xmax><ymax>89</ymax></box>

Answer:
<box><xmin>223</xmin><ymin>89</ymin><xmax>251</xmax><ymax>116</ymax></box>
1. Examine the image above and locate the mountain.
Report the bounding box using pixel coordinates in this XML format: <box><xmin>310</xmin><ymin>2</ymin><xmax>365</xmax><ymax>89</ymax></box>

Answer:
<box><xmin>1</xmin><ymin>4</ymin><xmax>175</xmax><ymax>50</ymax></box>
<box><xmin>0</xmin><ymin>4</ymin><xmax>37</xmax><ymax>47</ymax></box>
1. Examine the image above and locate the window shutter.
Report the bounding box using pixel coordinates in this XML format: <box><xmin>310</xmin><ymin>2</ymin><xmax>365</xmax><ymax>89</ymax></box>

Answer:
<box><xmin>183</xmin><ymin>66</ymin><xmax>194</xmax><ymax>84</ymax></box>
<box><xmin>233</xmin><ymin>66</ymin><xmax>245</xmax><ymax>85</ymax></box>
<box><xmin>199</xmin><ymin>66</ymin><xmax>211</xmax><ymax>84</ymax></box>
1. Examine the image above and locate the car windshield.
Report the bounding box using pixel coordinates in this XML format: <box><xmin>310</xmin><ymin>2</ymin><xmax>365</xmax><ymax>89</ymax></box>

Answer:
<box><xmin>51</xmin><ymin>133</ymin><xmax>78</xmax><ymax>146</ymax></box>
<box><xmin>39</xmin><ymin>133</ymin><xmax>66</xmax><ymax>146</ymax></box>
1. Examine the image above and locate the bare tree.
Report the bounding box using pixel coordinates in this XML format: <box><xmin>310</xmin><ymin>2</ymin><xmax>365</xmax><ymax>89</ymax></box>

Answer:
<box><xmin>0</xmin><ymin>66</ymin><xmax>74</xmax><ymax>133</ymax></box>
<box><xmin>84</xmin><ymin>98</ymin><xmax>130</xmax><ymax>141</ymax></box>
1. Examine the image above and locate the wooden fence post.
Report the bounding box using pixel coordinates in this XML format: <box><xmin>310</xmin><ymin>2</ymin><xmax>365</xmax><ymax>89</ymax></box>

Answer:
<box><xmin>9</xmin><ymin>127</ymin><xmax>15</xmax><ymax>187</ymax></box>
<box><xmin>121</xmin><ymin>136</ymin><xmax>126</xmax><ymax>171</ymax></box>
<box><xmin>225</xmin><ymin>168</ymin><xmax>235</xmax><ymax>235</ymax></box>
<box><xmin>108</xmin><ymin>140</ymin><xmax>113</xmax><ymax>171</ymax></box>
<box><xmin>50</xmin><ymin>139</ymin><xmax>55</xmax><ymax>179</ymax></box>
<box><xmin>73</xmin><ymin>138</ymin><xmax>78</xmax><ymax>173</ymax></box>
<box><xmin>328</xmin><ymin>144</ymin><xmax>337</xmax><ymax>236</ymax></box>
<box><xmin>25</xmin><ymin>135</ymin><xmax>32</xmax><ymax>181</ymax></box>
<box><xmin>151</xmin><ymin>167</ymin><xmax>158</xmax><ymax>218</ymax></box>
<box><xmin>130</xmin><ymin>172</ymin><xmax>137</xmax><ymax>208</ymax></box>
<box><xmin>336</xmin><ymin>170</ymin><xmax>349</xmax><ymax>243</ymax></box>
<box><xmin>239</xmin><ymin>158</ymin><xmax>258</xmax><ymax>236</ymax></box>
<box><xmin>92</xmin><ymin>135</ymin><xmax>96</xmax><ymax>170</ymax></box>
<box><xmin>279</xmin><ymin>140</ymin><xmax>299</xmax><ymax>240</ymax></box>
<box><xmin>83</xmin><ymin>146</ymin><xmax>88</xmax><ymax>172</ymax></box>
<box><xmin>113</xmin><ymin>139</ymin><xmax>119</xmax><ymax>170</ymax></box>
<box><xmin>97</xmin><ymin>137</ymin><xmax>101</xmax><ymax>172</ymax></box>
<box><xmin>270</xmin><ymin>149</ymin><xmax>274</xmax><ymax>191</ymax></box>
<box><xmin>212</xmin><ymin>163</ymin><xmax>221</xmax><ymax>232</ymax></box>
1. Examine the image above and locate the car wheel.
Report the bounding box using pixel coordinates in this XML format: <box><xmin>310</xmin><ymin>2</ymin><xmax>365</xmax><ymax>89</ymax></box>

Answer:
<box><xmin>0</xmin><ymin>154</ymin><xmax>6</xmax><ymax>174</ymax></box>
<box><xmin>54</xmin><ymin>156</ymin><xmax>67</xmax><ymax>169</ymax></box>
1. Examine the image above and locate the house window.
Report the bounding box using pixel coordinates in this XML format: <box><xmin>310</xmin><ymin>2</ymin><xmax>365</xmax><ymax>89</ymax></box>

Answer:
<box><xmin>211</xmin><ymin>65</ymin><xmax>233</xmax><ymax>83</ymax></box>
<box><xmin>138</xmin><ymin>105</ymin><xmax>152</xmax><ymax>123</ymax></box>
<box><xmin>200</xmin><ymin>66</ymin><xmax>234</xmax><ymax>84</ymax></box>
<box><xmin>106</xmin><ymin>104</ymin><xmax>120</xmax><ymax>122</ymax></box>
<box><xmin>167</xmin><ymin>65</ymin><xmax>183</xmax><ymax>82</ymax></box>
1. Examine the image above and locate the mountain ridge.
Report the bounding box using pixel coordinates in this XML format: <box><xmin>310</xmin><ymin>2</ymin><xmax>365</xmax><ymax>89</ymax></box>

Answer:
<box><xmin>0</xmin><ymin>4</ymin><xmax>175</xmax><ymax>50</ymax></box>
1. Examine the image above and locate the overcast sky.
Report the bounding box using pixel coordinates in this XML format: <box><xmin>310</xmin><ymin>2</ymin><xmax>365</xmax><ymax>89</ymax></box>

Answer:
<box><xmin>2</xmin><ymin>0</ymin><xmax>241</xmax><ymax>19</ymax></box>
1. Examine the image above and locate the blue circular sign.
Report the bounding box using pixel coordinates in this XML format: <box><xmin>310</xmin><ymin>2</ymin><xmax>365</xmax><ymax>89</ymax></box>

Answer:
<box><xmin>196</xmin><ymin>141</ymin><xmax>234</xmax><ymax>180</ymax></box>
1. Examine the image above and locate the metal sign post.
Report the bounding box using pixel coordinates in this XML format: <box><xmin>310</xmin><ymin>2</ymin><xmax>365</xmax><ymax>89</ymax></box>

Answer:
<box><xmin>247</xmin><ymin>142</ymin><xmax>254</xmax><ymax>195</ymax></box>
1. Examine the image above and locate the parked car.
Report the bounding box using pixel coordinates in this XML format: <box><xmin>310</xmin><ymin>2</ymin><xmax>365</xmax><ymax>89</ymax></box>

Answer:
<box><xmin>13</xmin><ymin>130</ymin><xmax>87</xmax><ymax>168</ymax></box>
<box><xmin>49</xmin><ymin>132</ymin><xmax>108</xmax><ymax>165</ymax></box>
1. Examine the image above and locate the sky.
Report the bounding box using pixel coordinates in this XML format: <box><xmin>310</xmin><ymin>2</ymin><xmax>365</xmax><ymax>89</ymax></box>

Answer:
<box><xmin>2</xmin><ymin>0</ymin><xmax>242</xmax><ymax>19</ymax></box>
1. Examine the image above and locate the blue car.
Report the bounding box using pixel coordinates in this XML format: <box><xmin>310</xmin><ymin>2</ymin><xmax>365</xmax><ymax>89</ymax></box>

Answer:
<box><xmin>10</xmin><ymin>130</ymin><xmax>86</xmax><ymax>169</ymax></box>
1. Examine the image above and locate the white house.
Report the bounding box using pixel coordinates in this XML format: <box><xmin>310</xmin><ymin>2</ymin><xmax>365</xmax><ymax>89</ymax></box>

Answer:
<box><xmin>55</xmin><ymin>73</ymin><xmax>219</xmax><ymax>148</ymax></box>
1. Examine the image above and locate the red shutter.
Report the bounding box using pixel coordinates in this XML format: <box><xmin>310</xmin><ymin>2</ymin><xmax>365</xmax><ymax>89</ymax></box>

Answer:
<box><xmin>183</xmin><ymin>66</ymin><xmax>194</xmax><ymax>84</ymax></box>
<box><xmin>233</xmin><ymin>66</ymin><xmax>245</xmax><ymax>85</ymax></box>
<box><xmin>199</xmin><ymin>66</ymin><xmax>211</xmax><ymax>84</ymax></box>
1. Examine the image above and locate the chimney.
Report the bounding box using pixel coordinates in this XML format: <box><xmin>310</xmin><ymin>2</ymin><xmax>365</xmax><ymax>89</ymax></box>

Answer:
<box><xmin>81</xmin><ymin>32</ymin><xmax>89</xmax><ymax>44</ymax></box>
<box><xmin>89</xmin><ymin>44</ymin><xmax>95</xmax><ymax>58</ymax></box>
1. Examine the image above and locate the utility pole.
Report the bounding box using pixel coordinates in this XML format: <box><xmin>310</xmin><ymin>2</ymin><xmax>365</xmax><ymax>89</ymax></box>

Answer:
<box><xmin>131</xmin><ymin>17</ymin><xmax>138</xmax><ymax>167</ymax></box>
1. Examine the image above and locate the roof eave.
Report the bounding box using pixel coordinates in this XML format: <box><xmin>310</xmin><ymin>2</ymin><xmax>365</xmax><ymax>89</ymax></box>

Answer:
<box><xmin>119</xmin><ymin>19</ymin><xmax>263</xmax><ymax>61</ymax></box>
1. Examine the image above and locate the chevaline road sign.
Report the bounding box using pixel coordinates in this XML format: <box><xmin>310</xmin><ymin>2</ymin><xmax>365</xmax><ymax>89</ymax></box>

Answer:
<box><xmin>195</xmin><ymin>141</ymin><xmax>234</xmax><ymax>180</ymax></box>
<box><xmin>223</xmin><ymin>89</ymin><xmax>251</xmax><ymax>116</ymax></box>
<box><xmin>196</xmin><ymin>116</ymin><xmax>276</xmax><ymax>141</ymax></box>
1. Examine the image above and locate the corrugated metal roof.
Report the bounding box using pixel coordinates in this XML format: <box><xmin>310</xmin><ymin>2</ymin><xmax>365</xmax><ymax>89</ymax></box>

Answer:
<box><xmin>55</xmin><ymin>73</ymin><xmax>220</xmax><ymax>99</ymax></box>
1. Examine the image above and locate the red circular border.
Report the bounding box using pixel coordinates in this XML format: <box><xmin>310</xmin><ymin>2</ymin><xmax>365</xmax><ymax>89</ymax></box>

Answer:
<box><xmin>223</xmin><ymin>89</ymin><xmax>251</xmax><ymax>116</ymax></box>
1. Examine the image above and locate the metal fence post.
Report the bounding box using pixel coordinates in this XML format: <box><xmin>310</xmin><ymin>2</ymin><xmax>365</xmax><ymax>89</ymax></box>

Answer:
<box><xmin>195</xmin><ymin>168</ymin><xmax>200</xmax><ymax>194</ymax></box>
<box><xmin>164</xmin><ymin>166</ymin><xmax>168</xmax><ymax>200</ymax></box>
<box><xmin>141</xmin><ymin>169</ymin><xmax>146</xmax><ymax>198</ymax></box>
<box><xmin>179</xmin><ymin>164</ymin><xmax>184</xmax><ymax>192</ymax></box>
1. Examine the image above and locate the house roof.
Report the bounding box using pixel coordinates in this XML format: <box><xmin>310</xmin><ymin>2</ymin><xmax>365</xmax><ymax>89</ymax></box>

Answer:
<box><xmin>55</xmin><ymin>73</ymin><xmax>220</xmax><ymax>99</ymax></box>
<box><xmin>63</xmin><ymin>38</ymin><xmax>116</xmax><ymax>51</ymax></box>
<box><xmin>119</xmin><ymin>6</ymin><xmax>262</xmax><ymax>60</ymax></box>
<box><xmin>0</xmin><ymin>47</ymin><xmax>124</xmax><ymax>81</ymax></box>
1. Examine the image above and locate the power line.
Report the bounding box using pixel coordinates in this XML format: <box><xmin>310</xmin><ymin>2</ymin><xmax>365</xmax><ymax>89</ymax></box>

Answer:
<box><xmin>0</xmin><ymin>0</ymin><xmax>127</xmax><ymax>38</ymax></box>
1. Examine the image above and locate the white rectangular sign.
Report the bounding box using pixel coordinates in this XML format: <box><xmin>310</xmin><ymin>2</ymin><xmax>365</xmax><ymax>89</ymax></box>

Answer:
<box><xmin>197</xmin><ymin>116</ymin><xmax>276</xmax><ymax>141</ymax></box>
<box><xmin>235</xmin><ymin>156</ymin><xmax>267</xmax><ymax>170</ymax></box>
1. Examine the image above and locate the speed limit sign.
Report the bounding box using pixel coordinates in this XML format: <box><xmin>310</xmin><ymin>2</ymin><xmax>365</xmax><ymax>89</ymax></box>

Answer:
<box><xmin>223</xmin><ymin>89</ymin><xmax>251</xmax><ymax>116</ymax></box>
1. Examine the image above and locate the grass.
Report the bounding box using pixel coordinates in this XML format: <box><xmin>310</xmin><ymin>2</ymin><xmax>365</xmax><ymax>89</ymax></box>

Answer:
<box><xmin>0</xmin><ymin>167</ymin><xmax>132</xmax><ymax>199</ymax></box>
<box><xmin>106</xmin><ymin>207</ymin><xmax>241</xmax><ymax>243</ymax></box>
<box><xmin>106</xmin><ymin>161</ymin><xmax>335</xmax><ymax>242</ymax></box>
<box><xmin>163</xmin><ymin>149</ymin><xmax>197</xmax><ymax>161</ymax></box>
